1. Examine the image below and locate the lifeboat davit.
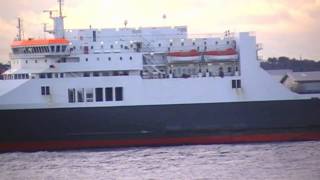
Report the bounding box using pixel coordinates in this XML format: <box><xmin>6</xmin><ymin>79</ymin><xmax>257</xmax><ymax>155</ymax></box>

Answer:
<box><xmin>167</xmin><ymin>49</ymin><xmax>201</xmax><ymax>63</ymax></box>
<box><xmin>204</xmin><ymin>48</ymin><xmax>238</xmax><ymax>61</ymax></box>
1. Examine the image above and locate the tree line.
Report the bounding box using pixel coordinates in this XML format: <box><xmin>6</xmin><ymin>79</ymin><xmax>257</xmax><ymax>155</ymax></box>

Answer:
<box><xmin>261</xmin><ymin>57</ymin><xmax>320</xmax><ymax>72</ymax></box>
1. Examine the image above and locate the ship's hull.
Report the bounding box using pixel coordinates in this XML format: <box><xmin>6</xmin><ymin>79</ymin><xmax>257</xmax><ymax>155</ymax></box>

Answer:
<box><xmin>1</xmin><ymin>99</ymin><xmax>320</xmax><ymax>152</ymax></box>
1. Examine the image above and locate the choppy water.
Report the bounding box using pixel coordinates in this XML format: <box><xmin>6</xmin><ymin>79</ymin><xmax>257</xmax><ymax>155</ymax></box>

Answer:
<box><xmin>0</xmin><ymin>141</ymin><xmax>320</xmax><ymax>180</ymax></box>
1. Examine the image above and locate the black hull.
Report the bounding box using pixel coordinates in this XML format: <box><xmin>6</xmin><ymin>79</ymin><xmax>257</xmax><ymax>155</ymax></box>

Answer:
<box><xmin>1</xmin><ymin>99</ymin><xmax>320</xmax><ymax>152</ymax></box>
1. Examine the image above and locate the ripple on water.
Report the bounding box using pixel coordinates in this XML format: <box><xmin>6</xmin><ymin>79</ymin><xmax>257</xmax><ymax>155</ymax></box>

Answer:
<box><xmin>0</xmin><ymin>141</ymin><xmax>320</xmax><ymax>180</ymax></box>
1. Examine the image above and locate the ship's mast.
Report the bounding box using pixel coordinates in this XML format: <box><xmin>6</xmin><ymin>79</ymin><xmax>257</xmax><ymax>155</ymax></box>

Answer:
<box><xmin>58</xmin><ymin>0</ymin><xmax>63</xmax><ymax>17</ymax></box>
<box><xmin>43</xmin><ymin>0</ymin><xmax>65</xmax><ymax>38</ymax></box>
<box><xmin>16</xmin><ymin>18</ymin><xmax>24</xmax><ymax>41</ymax></box>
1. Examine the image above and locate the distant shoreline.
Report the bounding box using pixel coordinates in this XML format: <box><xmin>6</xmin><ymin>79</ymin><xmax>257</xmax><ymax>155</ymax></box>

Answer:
<box><xmin>261</xmin><ymin>57</ymin><xmax>320</xmax><ymax>72</ymax></box>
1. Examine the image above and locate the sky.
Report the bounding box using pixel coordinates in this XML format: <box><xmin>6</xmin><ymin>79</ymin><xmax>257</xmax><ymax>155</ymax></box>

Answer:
<box><xmin>0</xmin><ymin>0</ymin><xmax>319</xmax><ymax>63</ymax></box>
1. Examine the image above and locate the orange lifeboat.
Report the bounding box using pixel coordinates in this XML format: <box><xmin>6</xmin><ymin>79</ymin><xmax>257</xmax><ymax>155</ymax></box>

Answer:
<box><xmin>167</xmin><ymin>49</ymin><xmax>201</xmax><ymax>63</ymax></box>
<box><xmin>204</xmin><ymin>48</ymin><xmax>238</xmax><ymax>61</ymax></box>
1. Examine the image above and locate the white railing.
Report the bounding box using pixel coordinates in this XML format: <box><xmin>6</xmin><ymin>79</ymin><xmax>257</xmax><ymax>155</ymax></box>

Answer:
<box><xmin>10</xmin><ymin>52</ymin><xmax>70</xmax><ymax>59</ymax></box>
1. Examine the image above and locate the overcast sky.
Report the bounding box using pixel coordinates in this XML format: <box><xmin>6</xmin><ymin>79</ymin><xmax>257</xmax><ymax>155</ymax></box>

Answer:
<box><xmin>0</xmin><ymin>0</ymin><xmax>319</xmax><ymax>63</ymax></box>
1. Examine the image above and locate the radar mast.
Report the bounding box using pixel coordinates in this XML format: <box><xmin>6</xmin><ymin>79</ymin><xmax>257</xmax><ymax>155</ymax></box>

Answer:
<box><xmin>43</xmin><ymin>0</ymin><xmax>65</xmax><ymax>38</ymax></box>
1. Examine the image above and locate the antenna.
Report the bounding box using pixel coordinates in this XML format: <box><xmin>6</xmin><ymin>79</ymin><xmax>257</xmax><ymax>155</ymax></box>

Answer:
<box><xmin>58</xmin><ymin>0</ymin><xmax>64</xmax><ymax>17</ymax></box>
<box><xmin>43</xmin><ymin>10</ymin><xmax>58</xmax><ymax>19</ymax></box>
<box><xmin>42</xmin><ymin>0</ymin><xmax>65</xmax><ymax>38</ymax></box>
<box><xmin>43</xmin><ymin>23</ymin><xmax>48</xmax><ymax>38</ymax></box>
<box><xmin>16</xmin><ymin>18</ymin><xmax>24</xmax><ymax>41</ymax></box>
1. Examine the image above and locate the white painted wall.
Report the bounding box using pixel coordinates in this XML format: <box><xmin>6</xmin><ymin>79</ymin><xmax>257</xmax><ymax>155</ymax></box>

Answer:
<box><xmin>1</xmin><ymin>33</ymin><xmax>319</xmax><ymax>110</ymax></box>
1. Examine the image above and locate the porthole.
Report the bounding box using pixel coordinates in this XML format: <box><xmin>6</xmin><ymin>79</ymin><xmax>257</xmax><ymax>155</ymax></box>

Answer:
<box><xmin>108</xmin><ymin>57</ymin><xmax>111</xmax><ymax>61</ymax></box>
<box><xmin>120</xmin><ymin>57</ymin><xmax>123</xmax><ymax>60</ymax></box>
<box><xmin>129</xmin><ymin>56</ymin><xmax>133</xmax><ymax>60</ymax></box>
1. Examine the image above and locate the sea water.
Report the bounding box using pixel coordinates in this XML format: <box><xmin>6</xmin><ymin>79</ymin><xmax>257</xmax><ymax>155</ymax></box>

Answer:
<box><xmin>0</xmin><ymin>141</ymin><xmax>320</xmax><ymax>180</ymax></box>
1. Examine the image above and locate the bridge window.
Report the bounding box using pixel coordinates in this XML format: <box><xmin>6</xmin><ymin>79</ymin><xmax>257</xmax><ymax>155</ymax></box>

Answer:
<box><xmin>105</xmin><ymin>87</ymin><xmax>113</xmax><ymax>101</ymax></box>
<box><xmin>84</xmin><ymin>72</ymin><xmax>90</xmax><ymax>77</ymax></box>
<box><xmin>50</xmin><ymin>46</ymin><xmax>55</xmax><ymax>52</ymax></box>
<box><xmin>115</xmin><ymin>87</ymin><xmax>123</xmax><ymax>101</ymax></box>
<box><xmin>95</xmin><ymin>88</ymin><xmax>103</xmax><ymax>102</ymax></box>
<box><xmin>62</xmin><ymin>45</ymin><xmax>67</xmax><ymax>52</ymax></box>
<box><xmin>85</xmin><ymin>88</ymin><xmax>94</xmax><ymax>102</ymax></box>
<box><xmin>232</xmin><ymin>80</ymin><xmax>236</xmax><ymax>88</ymax></box>
<box><xmin>237</xmin><ymin>80</ymin><xmax>241</xmax><ymax>88</ymax></box>
<box><xmin>56</xmin><ymin>45</ymin><xmax>60</xmax><ymax>53</ymax></box>
<box><xmin>232</xmin><ymin>80</ymin><xmax>241</xmax><ymax>89</ymax></box>
<box><xmin>47</xmin><ymin>73</ymin><xmax>52</xmax><ymax>79</ymax></box>
<box><xmin>93</xmin><ymin>72</ymin><xmax>100</xmax><ymax>77</ymax></box>
<box><xmin>41</xmin><ymin>86</ymin><xmax>50</xmax><ymax>96</ymax></box>
<box><xmin>45</xmin><ymin>46</ymin><xmax>50</xmax><ymax>53</ymax></box>
<box><xmin>77</xmin><ymin>88</ymin><xmax>84</xmax><ymax>102</ymax></box>
<box><xmin>68</xmin><ymin>88</ymin><xmax>76</xmax><ymax>103</ymax></box>
<box><xmin>93</xmin><ymin>30</ymin><xmax>96</xmax><ymax>42</ymax></box>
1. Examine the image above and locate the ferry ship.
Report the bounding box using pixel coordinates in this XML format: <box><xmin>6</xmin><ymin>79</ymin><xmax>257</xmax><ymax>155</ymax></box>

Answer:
<box><xmin>0</xmin><ymin>1</ymin><xmax>320</xmax><ymax>152</ymax></box>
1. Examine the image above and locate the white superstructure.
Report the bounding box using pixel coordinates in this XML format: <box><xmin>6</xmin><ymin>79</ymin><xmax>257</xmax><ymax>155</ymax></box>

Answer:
<box><xmin>1</xmin><ymin>1</ymin><xmax>319</xmax><ymax>110</ymax></box>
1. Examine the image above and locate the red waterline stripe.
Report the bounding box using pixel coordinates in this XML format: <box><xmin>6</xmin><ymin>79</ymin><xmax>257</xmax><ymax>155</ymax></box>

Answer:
<box><xmin>1</xmin><ymin>132</ymin><xmax>320</xmax><ymax>152</ymax></box>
